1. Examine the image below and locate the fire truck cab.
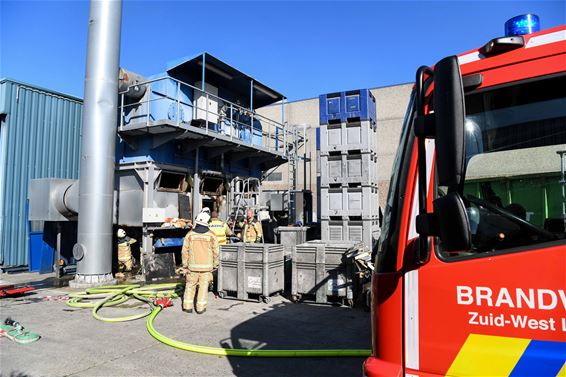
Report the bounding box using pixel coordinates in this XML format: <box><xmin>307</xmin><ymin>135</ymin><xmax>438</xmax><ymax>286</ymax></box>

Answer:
<box><xmin>364</xmin><ymin>15</ymin><xmax>566</xmax><ymax>377</ymax></box>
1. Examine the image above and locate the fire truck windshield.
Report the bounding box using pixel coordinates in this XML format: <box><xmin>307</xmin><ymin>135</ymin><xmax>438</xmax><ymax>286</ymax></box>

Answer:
<box><xmin>446</xmin><ymin>74</ymin><xmax>566</xmax><ymax>256</ymax></box>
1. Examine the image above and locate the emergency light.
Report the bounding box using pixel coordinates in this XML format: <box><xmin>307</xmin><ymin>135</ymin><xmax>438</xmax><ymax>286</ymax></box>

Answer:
<box><xmin>505</xmin><ymin>14</ymin><xmax>540</xmax><ymax>36</ymax></box>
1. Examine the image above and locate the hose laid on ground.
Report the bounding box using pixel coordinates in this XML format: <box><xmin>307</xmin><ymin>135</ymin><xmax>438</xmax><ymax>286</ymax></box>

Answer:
<box><xmin>67</xmin><ymin>284</ymin><xmax>371</xmax><ymax>358</ymax></box>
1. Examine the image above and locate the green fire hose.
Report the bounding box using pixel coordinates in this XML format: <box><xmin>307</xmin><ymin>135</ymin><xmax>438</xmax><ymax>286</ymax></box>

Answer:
<box><xmin>67</xmin><ymin>284</ymin><xmax>371</xmax><ymax>358</ymax></box>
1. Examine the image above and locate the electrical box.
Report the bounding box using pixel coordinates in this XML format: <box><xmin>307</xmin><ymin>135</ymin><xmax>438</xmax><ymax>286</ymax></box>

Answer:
<box><xmin>194</xmin><ymin>82</ymin><xmax>219</xmax><ymax>124</ymax></box>
<box><xmin>142</xmin><ymin>207</ymin><xmax>166</xmax><ymax>223</ymax></box>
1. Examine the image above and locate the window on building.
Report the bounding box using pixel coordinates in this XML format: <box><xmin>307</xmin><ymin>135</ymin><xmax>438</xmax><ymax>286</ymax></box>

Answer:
<box><xmin>264</xmin><ymin>172</ymin><xmax>283</xmax><ymax>181</ymax></box>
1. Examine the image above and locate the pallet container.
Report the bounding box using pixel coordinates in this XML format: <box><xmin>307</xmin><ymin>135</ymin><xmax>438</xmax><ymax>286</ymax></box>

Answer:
<box><xmin>291</xmin><ymin>241</ymin><xmax>360</xmax><ymax>305</ymax></box>
<box><xmin>319</xmin><ymin>89</ymin><xmax>376</xmax><ymax>125</ymax></box>
<box><xmin>278</xmin><ymin>226</ymin><xmax>309</xmax><ymax>254</ymax></box>
<box><xmin>319</xmin><ymin>120</ymin><xmax>377</xmax><ymax>153</ymax></box>
<box><xmin>321</xmin><ymin>219</ymin><xmax>379</xmax><ymax>250</ymax></box>
<box><xmin>320</xmin><ymin>151</ymin><xmax>378</xmax><ymax>187</ymax></box>
<box><xmin>320</xmin><ymin>186</ymin><xmax>379</xmax><ymax>219</ymax></box>
<box><xmin>218</xmin><ymin>243</ymin><xmax>285</xmax><ymax>303</ymax></box>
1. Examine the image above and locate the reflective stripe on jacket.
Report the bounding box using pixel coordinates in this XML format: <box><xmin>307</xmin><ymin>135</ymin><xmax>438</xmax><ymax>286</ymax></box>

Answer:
<box><xmin>181</xmin><ymin>230</ymin><xmax>219</xmax><ymax>272</ymax></box>
<box><xmin>209</xmin><ymin>219</ymin><xmax>229</xmax><ymax>245</ymax></box>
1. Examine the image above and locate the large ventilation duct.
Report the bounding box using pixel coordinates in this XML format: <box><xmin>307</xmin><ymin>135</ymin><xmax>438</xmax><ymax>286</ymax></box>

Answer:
<box><xmin>71</xmin><ymin>0</ymin><xmax>123</xmax><ymax>287</ymax></box>
<box><xmin>118</xmin><ymin>68</ymin><xmax>147</xmax><ymax>101</ymax></box>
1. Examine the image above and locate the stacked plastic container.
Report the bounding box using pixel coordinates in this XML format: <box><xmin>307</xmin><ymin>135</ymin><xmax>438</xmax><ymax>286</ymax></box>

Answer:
<box><xmin>318</xmin><ymin>89</ymin><xmax>379</xmax><ymax>250</ymax></box>
<box><xmin>217</xmin><ymin>243</ymin><xmax>285</xmax><ymax>303</ymax></box>
<box><xmin>291</xmin><ymin>241</ymin><xmax>359</xmax><ymax>305</ymax></box>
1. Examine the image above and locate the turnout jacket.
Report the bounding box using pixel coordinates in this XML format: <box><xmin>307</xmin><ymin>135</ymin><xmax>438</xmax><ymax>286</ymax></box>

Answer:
<box><xmin>209</xmin><ymin>219</ymin><xmax>232</xmax><ymax>245</ymax></box>
<box><xmin>181</xmin><ymin>228</ymin><xmax>219</xmax><ymax>272</ymax></box>
<box><xmin>242</xmin><ymin>221</ymin><xmax>263</xmax><ymax>243</ymax></box>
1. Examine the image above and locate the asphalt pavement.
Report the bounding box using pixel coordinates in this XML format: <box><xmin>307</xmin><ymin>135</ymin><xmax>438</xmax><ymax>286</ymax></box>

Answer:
<box><xmin>0</xmin><ymin>272</ymin><xmax>370</xmax><ymax>377</ymax></box>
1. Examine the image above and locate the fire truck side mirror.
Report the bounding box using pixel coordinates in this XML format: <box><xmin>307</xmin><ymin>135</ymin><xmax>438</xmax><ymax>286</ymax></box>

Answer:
<box><xmin>433</xmin><ymin>55</ymin><xmax>466</xmax><ymax>190</ymax></box>
<box><xmin>433</xmin><ymin>56</ymin><xmax>470</xmax><ymax>252</ymax></box>
<box><xmin>434</xmin><ymin>192</ymin><xmax>471</xmax><ymax>251</ymax></box>
<box><xmin>416</xmin><ymin>192</ymin><xmax>472</xmax><ymax>253</ymax></box>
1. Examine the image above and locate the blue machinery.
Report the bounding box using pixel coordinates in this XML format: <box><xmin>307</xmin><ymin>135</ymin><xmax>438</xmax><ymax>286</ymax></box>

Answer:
<box><xmin>115</xmin><ymin>53</ymin><xmax>298</xmax><ymax>254</ymax></box>
<box><xmin>29</xmin><ymin>53</ymin><xmax>301</xmax><ymax>265</ymax></box>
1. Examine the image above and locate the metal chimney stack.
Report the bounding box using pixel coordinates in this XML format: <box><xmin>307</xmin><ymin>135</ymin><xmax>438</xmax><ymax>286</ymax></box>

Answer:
<box><xmin>70</xmin><ymin>0</ymin><xmax>122</xmax><ymax>287</ymax></box>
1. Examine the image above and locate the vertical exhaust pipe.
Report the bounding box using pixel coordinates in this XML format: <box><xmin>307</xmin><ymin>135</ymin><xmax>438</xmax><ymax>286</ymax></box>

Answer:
<box><xmin>70</xmin><ymin>0</ymin><xmax>122</xmax><ymax>287</ymax></box>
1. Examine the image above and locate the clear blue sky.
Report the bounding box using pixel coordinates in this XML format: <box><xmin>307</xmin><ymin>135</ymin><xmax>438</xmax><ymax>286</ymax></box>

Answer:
<box><xmin>1</xmin><ymin>1</ymin><xmax>564</xmax><ymax>101</ymax></box>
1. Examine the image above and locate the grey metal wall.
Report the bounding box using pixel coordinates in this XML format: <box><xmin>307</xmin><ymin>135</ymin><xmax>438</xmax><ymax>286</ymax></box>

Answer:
<box><xmin>0</xmin><ymin>79</ymin><xmax>83</xmax><ymax>267</ymax></box>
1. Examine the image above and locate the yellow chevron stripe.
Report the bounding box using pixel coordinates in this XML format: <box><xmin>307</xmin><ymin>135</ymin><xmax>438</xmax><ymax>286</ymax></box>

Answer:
<box><xmin>446</xmin><ymin>334</ymin><xmax>530</xmax><ymax>377</ymax></box>
<box><xmin>557</xmin><ymin>361</ymin><xmax>566</xmax><ymax>377</ymax></box>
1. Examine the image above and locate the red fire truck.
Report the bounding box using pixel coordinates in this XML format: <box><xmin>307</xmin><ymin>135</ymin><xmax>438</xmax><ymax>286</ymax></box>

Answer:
<box><xmin>364</xmin><ymin>15</ymin><xmax>566</xmax><ymax>377</ymax></box>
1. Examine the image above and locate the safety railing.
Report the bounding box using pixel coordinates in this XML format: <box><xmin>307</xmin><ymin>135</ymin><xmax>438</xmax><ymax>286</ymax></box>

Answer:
<box><xmin>119</xmin><ymin>76</ymin><xmax>294</xmax><ymax>156</ymax></box>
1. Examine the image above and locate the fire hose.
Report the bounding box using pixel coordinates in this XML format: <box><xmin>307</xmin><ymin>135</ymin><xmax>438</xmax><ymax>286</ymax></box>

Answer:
<box><xmin>66</xmin><ymin>284</ymin><xmax>371</xmax><ymax>358</ymax></box>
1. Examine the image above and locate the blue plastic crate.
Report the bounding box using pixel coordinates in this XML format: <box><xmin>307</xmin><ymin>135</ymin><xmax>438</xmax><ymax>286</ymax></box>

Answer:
<box><xmin>154</xmin><ymin>237</ymin><xmax>184</xmax><ymax>248</ymax></box>
<box><xmin>319</xmin><ymin>89</ymin><xmax>376</xmax><ymax>125</ymax></box>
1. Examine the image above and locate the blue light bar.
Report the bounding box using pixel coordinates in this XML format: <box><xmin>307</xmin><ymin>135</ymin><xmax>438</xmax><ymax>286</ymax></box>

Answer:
<box><xmin>505</xmin><ymin>14</ymin><xmax>540</xmax><ymax>36</ymax></box>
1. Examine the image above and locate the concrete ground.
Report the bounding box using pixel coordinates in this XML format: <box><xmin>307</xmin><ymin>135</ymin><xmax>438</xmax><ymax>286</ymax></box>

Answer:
<box><xmin>0</xmin><ymin>272</ymin><xmax>370</xmax><ymax>377</ymax></box>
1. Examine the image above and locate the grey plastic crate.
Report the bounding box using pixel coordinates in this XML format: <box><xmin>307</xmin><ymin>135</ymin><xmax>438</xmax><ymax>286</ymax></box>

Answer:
<box><xmin>321</xmin><ymin>219</ymin><xmax>380</xmax><ymax>250</ymax></box>
<box><xmin>278</xmin><ymin>226</ymin><xmax>309</xmax><ymax>255</ymax></box>
<box><xmin>291</xmin><ymin>241</ymin><xmax>359</xmax><ymax>304</ymax></box>
<box><xmin>320</xmin><ymin>151</ymin><xmax>378</xmax><ymax>187</ymax></box>
<box><xmin>319</xmin><ymin>120</ymin><xmax>377</xmax><ymax>153</ymax></box>
<box><xmin>320</xmin><ymin>186</ymin><xmax>379</xmax><ymax>219</ymax></box>
<box><xmin>218</xmin><ymin>243</ymin><xmax>285</xmax><ymax>302</ymax></box>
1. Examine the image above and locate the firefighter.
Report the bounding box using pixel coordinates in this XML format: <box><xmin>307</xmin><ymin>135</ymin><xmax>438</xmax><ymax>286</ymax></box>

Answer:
<box><xmin>181</xmin><ymin>212</ymin><xmax>219</xmax><ymax>314</ymax></box>
<box><xmin>116</xmin><ymin>228</ymin><xmax>136</xmax><ymax>278</ymax></box>
<box><xmin>257</xmin><ymin>209</ymin><xmax>276</xmax><ymax>243</ymax></box>
<box><xmin>117</xmin><ymin>229</ymin><xmax>136</xmax><ymax>271</ymax></box>
<box><xmin>209</xmin><ymin>211</ymin><xmax>232</xmax><ymax>245</ymax></box>
<box><xmin>239</xmin><ymin>209</ymin><xmax>263</xmax><ymax>243</ymax></box>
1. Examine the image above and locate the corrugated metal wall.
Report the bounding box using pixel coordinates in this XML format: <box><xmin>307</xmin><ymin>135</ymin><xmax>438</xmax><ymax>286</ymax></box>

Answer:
<box><xmin>0</xmin><ymin>79</ymin><xmax>83</xmax><ymax>267</ymax></box>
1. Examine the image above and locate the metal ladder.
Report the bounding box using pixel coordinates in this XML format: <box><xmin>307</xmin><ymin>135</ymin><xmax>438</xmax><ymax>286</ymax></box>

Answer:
<box><xmin>230</xmin><ymin>177</ymin><xmax>261</xmax><ymax>222</ymax></box>
<box><xmin>286</xmin><ymin>124</ymin><xmax>307</xmax><ymax>223</ymax></box>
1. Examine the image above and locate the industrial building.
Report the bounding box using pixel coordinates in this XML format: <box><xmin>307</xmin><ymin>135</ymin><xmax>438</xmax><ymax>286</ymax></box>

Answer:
<box><xmin>0</xmin><ymin>79</ymin><xmax>83</xmax><ymax>268</ymax></box>
<box><xmin>257</xmin><ymin>83</ymin><xmax>413</xmax><ymax>222</ymax></box>
<box><xmin>0</xmin><ymin>64</ymin><xmax>412</xmax><ymax>272</ymax></box>
<box><xmin>24</xmin><ymin>53</ymin><xmax>305</xmax><ymax>278</ymax></box>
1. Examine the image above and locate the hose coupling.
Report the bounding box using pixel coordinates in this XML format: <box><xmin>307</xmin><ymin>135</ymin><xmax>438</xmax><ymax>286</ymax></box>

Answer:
<box><xmin>154</xmin><ymin>297</ymin><xmax>173</xmax><ymax>309</ymax></box>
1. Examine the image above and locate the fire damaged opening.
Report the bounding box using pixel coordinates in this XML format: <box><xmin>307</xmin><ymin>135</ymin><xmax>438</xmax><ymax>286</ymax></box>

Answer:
<box><xmin>200</xmin><ymin>174</ymin><xmax>227</xmax><ymax>214</ymax></box>
<box><xmin>157</xmin><ymin>171</ymin><xmax>188</xmax><ymax>192</ymax></box>
<box><xmin>200</xmin><ymin>174</ymin><xmax>226</xmax><ymax>195</ymax></box>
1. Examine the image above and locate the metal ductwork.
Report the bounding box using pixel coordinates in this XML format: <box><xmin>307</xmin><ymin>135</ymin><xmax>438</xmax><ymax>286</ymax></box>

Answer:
<box><xmin>53</xmin><ymin>181</ymin><xmax>80</xmax><ymax>217</ymax></box>
<box><xmin>118</xmin><ymin>68</ymin><xmax>146</xmax><ymax>101</ymax></box>
<box><xmin>71</xmin><ymin>0</ymin><xmax>123</xmax><ymax>287</ymax></box>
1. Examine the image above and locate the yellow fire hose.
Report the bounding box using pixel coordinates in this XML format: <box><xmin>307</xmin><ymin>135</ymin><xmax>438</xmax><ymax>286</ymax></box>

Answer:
<box><xmin>67</xmin><ymin>284</ymin><xmax>371</xmax><ymax>358</ymax></box>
